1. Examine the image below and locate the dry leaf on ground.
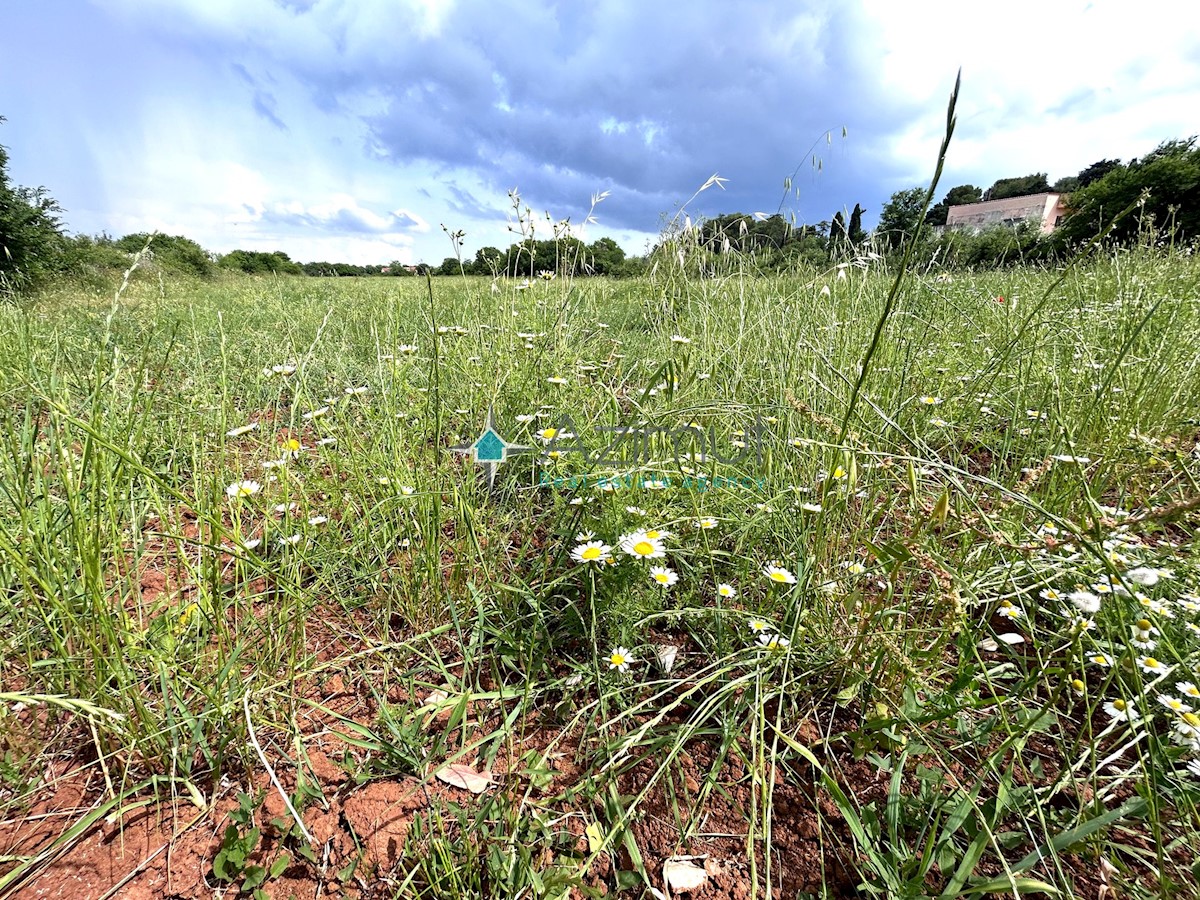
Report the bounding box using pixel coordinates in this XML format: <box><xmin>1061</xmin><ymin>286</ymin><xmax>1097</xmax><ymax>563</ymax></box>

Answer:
<box><xmin>435</xmin><ymin>762</ymin><xmax>494</xmax><ymax>793</ymax></box>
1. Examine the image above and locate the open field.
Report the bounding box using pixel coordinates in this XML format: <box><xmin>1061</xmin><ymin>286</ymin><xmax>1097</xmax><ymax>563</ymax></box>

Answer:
<box><xmin>2</xmin><ymin>247</ymin><xmax>1200</xmax><ymax>898</ymax></box>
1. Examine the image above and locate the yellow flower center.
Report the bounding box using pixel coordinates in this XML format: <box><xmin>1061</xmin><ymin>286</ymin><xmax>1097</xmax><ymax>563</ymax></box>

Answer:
<box><xmin>284</xmin><ymin>439</ymin><xmax>301</xmax><ymax>451</ymax></box>
<box><xmin>770</xmin><ymin>571</ymin><xmax>788</xmax><ymax>582</ymax></box>
<box><xmin>1071</xmin><ymin>679</ymin><xmax>1084</xmax><ymax>691</ymax></box>
<box><xmin>633</xmin><ymin>541</ymin><xmax>654</xmax><ymax>556</ymax></box>
<box><xmin>1137</xmin><ymin>619</ymin><xmax>1152</xmax><ymax>631</ymax></box>
<box><xmin>541</xmin><ymin>428</ymin><xmax>557</xmax><ymax>440</ymax></box>
<box><xmin>582</xmin><ymin>546</ymin><xmax>601</xmax><ymax>560</ymax></box>
<box><xmin>1113</xmin><ymin>699</ymin><xmax>1127</xmax><ymax>711</ymax></box>
<box><xmin>1182</xmin><ymin>712</ymin><xmax>1200</xmax><ymax>727</ymax></box>
<box><xmin>1144</xmin><ymin>657</ymin><xmax>1160</xmax><ymax>668</ymax></box>
<box><xmin>654</xmin><ymin>573</ymin><xmax>669</xmax><ymax>584</ymax></box>
<box><xmin>610</xmin><ymin>654</ymin><xmax>625</xmax><ymax>666</ymax></box>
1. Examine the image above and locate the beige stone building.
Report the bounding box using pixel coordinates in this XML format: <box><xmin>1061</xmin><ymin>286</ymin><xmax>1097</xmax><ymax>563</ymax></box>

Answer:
<box><xmin>945</xmin><ymin>192</ymin><xmax>1068</xmax><ymax>235</ymax></box>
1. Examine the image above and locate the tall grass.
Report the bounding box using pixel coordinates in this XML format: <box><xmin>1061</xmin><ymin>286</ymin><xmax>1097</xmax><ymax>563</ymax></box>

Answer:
<box><xmin>1</xmin><ymin>227</ymin><xmax>1199</xmax><ymax>896</ymax></box>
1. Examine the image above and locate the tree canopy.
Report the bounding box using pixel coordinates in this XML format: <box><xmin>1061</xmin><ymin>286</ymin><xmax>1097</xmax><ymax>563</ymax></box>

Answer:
<box><xmin>116</xmin><ymin>233</ymin><xmax>214</xmax><ymax>277</ymax></box>
<box><xmin>983</xmin><ymin>173</ymin><xmax>1051</xmax><ymax>201</ymax></box>
<box><xmin>218</xmin><ymin>249</ymin><xmax>303</xmax><ymax>275</ymax></box>
<box><xmin>1</xmin><ymin>116</ymin><xmax>66</xmax><ymax>294</ymax></box>
<box><xmin>927</xmin><ymin>184</ymin><xmax>982</xmax><ymax>226</ymax></box>
<box><xmin>876</xmin><ymin>187</ymin><xmax>927</xmax><ymax>249</ymax></box>
<box><xmin>1057</xmin><ymin>137</ymin><xmax>1200</xmax><ymax>245</ymax></box>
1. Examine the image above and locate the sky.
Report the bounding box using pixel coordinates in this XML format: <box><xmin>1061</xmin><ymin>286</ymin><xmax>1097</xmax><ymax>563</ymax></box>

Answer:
<box><xmin>2</xmin><ymin>0</ymin><xmax>1198</xmax><ymax>266</ymax></box>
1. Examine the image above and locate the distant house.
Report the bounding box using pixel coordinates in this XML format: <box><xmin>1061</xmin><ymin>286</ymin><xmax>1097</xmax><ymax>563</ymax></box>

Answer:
<box><xmin>945</xmin><ymin>192</ymin><xmax>1067</xmax><ymax>235</ymax></box>
<box><xmin>380</xmin><ymin>266</ymin><xmax>391</xmax><ymax>274</ymax></box>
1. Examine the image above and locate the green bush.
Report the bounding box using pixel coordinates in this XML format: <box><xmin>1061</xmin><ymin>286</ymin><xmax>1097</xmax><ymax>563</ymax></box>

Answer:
<box><xmin>115</xmin><ymin>232</ymin><xmax>214</xmax><ymax>278</ymax></box>
<box><xmin>1</xmin><ymin>118</ymin><xmax>66</xmax><ymax>297</ymax></box>
<box><xmin>1057</xmin><ymin>137</ymin><xmax>1200</xmax><ymax>246</ymax></box>
<box><xmin>217</xmin><ymin>249</ymin><xmax>303</xmax><ymax>276</ymax></box>
<box><xmin>934</xmin><ymin>221</ymin><xmax>1052</xmax><ymax>268</ymax></box>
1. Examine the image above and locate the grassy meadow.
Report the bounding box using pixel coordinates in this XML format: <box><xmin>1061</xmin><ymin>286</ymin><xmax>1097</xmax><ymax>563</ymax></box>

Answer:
<box><xmin>2</xmin><ymin>243</ymin><xmax>1200</xmax><ymax>898</ymax></box>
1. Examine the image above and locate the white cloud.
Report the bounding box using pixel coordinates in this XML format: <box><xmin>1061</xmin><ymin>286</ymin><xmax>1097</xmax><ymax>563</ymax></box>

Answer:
<box><xmin>859</xmin><ymin>0</ymin><xmax>1200</xmax><ymax>187</ymax></box>
<box><xmin>4</xmin><ymin>0</ymin><xmax>1198</xmax><ymax>264</ymax></box>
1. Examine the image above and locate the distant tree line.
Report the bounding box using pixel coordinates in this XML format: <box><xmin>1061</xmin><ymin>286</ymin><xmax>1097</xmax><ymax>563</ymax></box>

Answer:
<box><xmin>3</xmin><ymin>115</ymin><xmax>653</xmax><ymax>294</ymax></box>
<box><xmin>422</xmin><ymin>235</ymin><xmax>644</xmax><ymax>278</ymax></box>
<box><xmin>872</xmin><ymin>136</ymin><xmax>1200</xmax><ymax>265</ymax></box>
<box><xmin>5</xmin><ymin>108</ymin><xmax>1198</xmax><ymax>297</ymax></box>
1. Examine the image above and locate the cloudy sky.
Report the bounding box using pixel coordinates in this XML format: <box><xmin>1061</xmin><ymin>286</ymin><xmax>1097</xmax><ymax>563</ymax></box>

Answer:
<box><xmin>2</xmin><ymin>0</ymin><xmax>1198</xmax><ymax>265</ymax></box>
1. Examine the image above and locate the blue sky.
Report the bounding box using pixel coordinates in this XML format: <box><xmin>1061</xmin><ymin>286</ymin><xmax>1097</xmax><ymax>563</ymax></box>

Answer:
<box><xmin>2</xmin><ymin>0</ymin><xmax>1198</xmax><ymax>265</ymax></box>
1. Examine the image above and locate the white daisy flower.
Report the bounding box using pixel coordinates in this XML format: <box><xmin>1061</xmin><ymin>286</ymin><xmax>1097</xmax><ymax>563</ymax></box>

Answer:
<box><xmin>225</xmin><ymin>480</ymin><xmax>262</xmax><ymax>499</ymax></box>
<box><xmin>607</xmin><ymin>646</ymin><xmax>634</xmax><ymax>672</ymax></box>
<box><xmin>1176</xmin><ymin>682</ymin><xmax>1200</xmax><ymax>700</ymax></box>
<box><xmin>1172</xmin><ymin>713</ymin><xmax>1200</xmax><ymax>748</ymax></box>
<box><xmin>1070</xmin><ymin>616</ymin><xmax>1096</xmax><ymax>632</ymax></box>
<box><xmin>619</xmin><ymin>531</ymin><xmax>666</xmax><ymax>560</ymax></box>
<box><xmin>763</xmin><ymin>563</ymin><xmax>797</xmax><ymax>586</ymax></box>
<box><xmin>572</xmin><ymin>540</ymin><xmax>613</xmax><ymax>565</ymax></box>
<box><xmin>1141</xmin><ymin>597</ymin><xmax>1174</xmax><ymax>618</ymax></box>
<box><xmin>1103</xmin><ymin>698</ymin><xmax>1139</xmax><ymax>723</ymax></box>
<box><xmin>1159</xmin><ymin>695</ymin><xmax>1193</xmax><ymax>714</ymax></box>
<box><xmin>1131</xmin><ymin>619</ymin><xmax>1158</xmax><ymax>650</ymax></box>
<box><xmin>717</xmin><ymin>583</ymin><xmax>737</xmax><ymax>599</ymax></box>
<box><xmin>758</xmin><ymin>633</ymin><xmax>791</xmax><ymax>651</ymax></box>
<box><xmin>649</xmin><ymin>566</ymin><xmax>679</xmax><ymax>588</ymax></box>
<box><xmin>996</xmin><ymin>600</ymin><xmax>1023</xmax><ymax>620</ymax></box>
<box><xmin>1137</xmin><ymin>656</ymin><xmax>1173</xmax><ymax>676</ymax></box>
